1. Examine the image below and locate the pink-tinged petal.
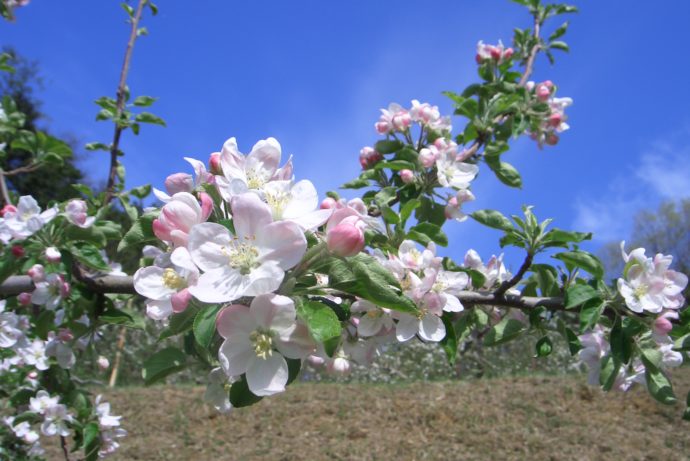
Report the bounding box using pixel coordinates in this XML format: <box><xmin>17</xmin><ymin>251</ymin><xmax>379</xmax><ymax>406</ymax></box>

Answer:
<box><xmin>441</xmin><ymin>294</ymin><xmax>464</xmax><ymax>313</ymax></box>
<box><xmin>326</xmin><ymin>207</ymin><xmax>359</xmax><ymax>232</ymax></box>
<box><xmin>189</xmin><ymin>268</ymin><xmax>249</xmax><ymax>303</ymax></box>
<box><xmin>276</xmin><ymin>323</ymin><xmax>315</xmax><ymax>359</ymax></box>
<box><xmin>171</xmin><ymin>289</ymin><xmax>192</xmax><ymax>313</ymax></box>
<box><xmin>133</xmin><ymin>266</ymin><xmax>175</xmax><ymax>300</ymax></box>
<box><xmin>188</xmin><ymin>223</ymin><xmax>232</xmax><ymax>271</ymax></box>
<box><xmin>199</xmin><ymin>193</ymin><xmax>213</xmax><ymax>221</ymax></box>
<box><xmin>246</xmin><ymin>137</ymin><xmax>281</xmax><ymax>179</ymax></box>
<box><xmin>218</xmin><ymin>339</ymin><xmax>254</xmax><ymax>377</ymax></box>
<box><xmin>231</xmin><ymin>193</ymin><xmax>273</xmax><ymax>238</ymax></box>
<box><xmin>419</xmin><ymin>313</ymin><xmax>446</xmax><ymax>342</ymax></box>
<box><xmin>256</xmin><ymin>221</ymin><xmax>307</xmax><ymax>270</ymax></box>
<box><xmin>273</xmin><ymin>155</ymin><xmax>293</xmax><ymax>180</ymax></box>
<box><xmin>246</xmin><ymin>354</ymin><xmax>288</xmax><ymax>397</ymax></box>
<box><xmin>395</xmin><ymin>315</ymin><xmax>419</xmax><ymax>342</ymax></box>
<box><xmin>152</xmin><ymin>218</ymin><xmax>172</xmax><ymax>242</ymax></box>
<box><xmin>220</xmin><ymin>137</ymin><xmax>246</xmax><ymax>181</ymax></box>
<box><xmin>243</xmin><ymin>262</ymin><xmax>285</xmax><ymax>297</ymax></box>
<box><xmin>250</xmin><ymin>294</ymin><xmax>295</xmax><ymax>330</ymax></box>
<box><xmin>216</xmin><ymin>304</ymin><xmax>255</xmax><ymax>339</ymax></box>
<box><xmin>153</xmin><ymin>188</ymin><xmax>172</xmax><ymax>203</ymax></box>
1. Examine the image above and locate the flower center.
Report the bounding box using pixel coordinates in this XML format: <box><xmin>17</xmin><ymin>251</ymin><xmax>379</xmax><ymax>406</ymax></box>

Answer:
<box><xmin>224</xmin><ymin>237</ymin><xmax>260</xmax><ymax>275</ymax></box>
<box><xmin>162</xmin><ymin>268</ymin><xmax>186</xmax><ymax>289</ymax></box>
<box><xmin>633</xmin><ymin>284</ymin><xmax>648</xmax><ymax>300</ymax></box>
<box><xmin>365</xmin><ymin>309</ymin><xmax>382</xmax><ymax>319</ymax></box>
<box><xmin>249</xmin><ymin>329</ymin><xmax>274</xmax><ymax>360</ymax></box>
<box><xmin>416</xmin><ymin>307</ymin><xmax>428</xmax><ymax>321</ymax></box>
<box><xmin>264</xmin><ymin>189</ymin><xmax>290</xmax><ymax>218</ymax></box>
<box><xmin>246</xmin><ymin>169</ymin><xmax>268</xmax><ymax>190</ymax></box>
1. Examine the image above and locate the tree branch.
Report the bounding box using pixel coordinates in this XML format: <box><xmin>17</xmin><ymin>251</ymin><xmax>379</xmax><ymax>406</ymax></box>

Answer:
<box><xmin>0</xmin><ymin>168</ymin><xmax>12</xmax><ymax>206</ymax></box>
<box><xmin>103</xmin><ymin>0</ymin><xmax>147</xmax><ymax>206</ymax></box>
<box><xmin>518</xmin><ymin>15</ymin><xmax>542</xmax><ymax>87</ymax></box>
<box><xmin>0</xmin><ymin>274</ymin><xmax>135</xmax><ymax>296</ymax></box>
<box><xmin>494</xmin><ymin>251</ymin><xmax>534</xmax><ymax>298</ymax></box>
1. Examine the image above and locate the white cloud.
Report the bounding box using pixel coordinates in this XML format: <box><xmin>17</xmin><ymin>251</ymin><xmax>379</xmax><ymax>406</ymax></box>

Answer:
<box><xmin>573</xmin><ymin>130</ymin><xmax>690</xmax><ymax>242</ymax></box>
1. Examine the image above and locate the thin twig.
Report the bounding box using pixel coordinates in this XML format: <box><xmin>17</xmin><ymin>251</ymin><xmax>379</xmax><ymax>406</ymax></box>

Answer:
<box><xmin>3</xmin><ymin>162</ymin><xmax>41</xmax><ymax>176</ymax></box>
<box><xmin>60</xmin><ymin>435</ymin><xmax>71</xmax><ymax>461</ymax></box>
<box><xmin>518</xmin><ymin>16</ymin><xmax>542</xmax><ymax>87</ymax></box>
<box><xmin>0</xmin><ymin>169</ymin><xmax>12</xmax><ymax>206</ymax></box>
<box><xmin>494</xmin><ymin>251</ymin><xmax>534</xmax><ymax>298</ymax></box>
<box><xmin>103</xmin><ymin>0</ymin><xmax>147</xmax><ymax>206</ymax></box>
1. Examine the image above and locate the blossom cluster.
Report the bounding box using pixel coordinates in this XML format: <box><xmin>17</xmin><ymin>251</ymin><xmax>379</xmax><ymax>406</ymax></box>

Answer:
<box><xmin>525</xmin><ymin>80</ymin><xmax>572</xmax><ymax>147</ymax></box>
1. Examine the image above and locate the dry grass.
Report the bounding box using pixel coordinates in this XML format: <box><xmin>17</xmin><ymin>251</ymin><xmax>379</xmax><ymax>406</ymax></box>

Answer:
<box><xmin>49</xmin><ymin>371</ymin><xmax>690</xmax><ymax>461</ymax></box>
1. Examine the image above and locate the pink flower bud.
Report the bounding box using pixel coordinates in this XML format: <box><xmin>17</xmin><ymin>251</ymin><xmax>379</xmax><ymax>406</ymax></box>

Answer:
<box><xmin>199</xmin><ymin>192</ymin><xmax>213</xmax><ymax>221</ymax></box>
<box><xmin>359</xmin><ymin>147</ymin><xmax>382</xmax><ymax>169</ymax></box>
<box><xmin>11</xmin><ymin>245</ymin><xmax>24</xmax><ymax>258</ymax></box>
<box><xmin>445</xmin><ymin>197</ymin><xmax>459</xmax><ymax>219</ymax></box>
<box><xmin>375</xmin><ymin>120</ymin><xmax>390</xmax><ymax>134</ymax></box>
<box><xmin>307</xmin><ymin>355</ymin><xmax>325</xmax><ymax>367</ymax></box>
<box><xmin>27</xmin><ymin>371</ymin><xmax>38</xmax><ymax>380</ymax></box>
<box><xmin>327</xmin><ymin>356</ymin><xmax>351</xmax><ymax>375</ymax></box>
<box><xmin>536</xmin><ymin>83</ymin><xmax>552</xmax><ymax>102</ymax></box>
<box><xmin>525</xmin><ymin>81</ymin><xmax>536</xmax><ymax>91</ymax></box>
<box><xmin>0</xmin><ymin>204</ymin><xmax>17</xmax><ymax>217</ymax></box>
<box><xmin>400</xmin><ymin>169</ymin><xmax>414</xmax><ymax>184</ymax></box>
<box><xmin>489</xmin><ymin>46</ymin><xmax>502</xmax><ymax>60</ymax></box>
<box><xmin>320</xmin><ymin>197</ymin><xmax>337</xmax><ymax>209</ymax></box>
<box><xmin>18</xmin><ymin>292</ymin><xmax>32</xmax><ymax>306</ymax></box>
<box><xmin>27</xmin><ymin>264</ymin><xmax>45</xmax><ymax>282</ymax></box>
<box><xmin>171</xmin><ymin>288</ymin><xmax>192</xmax><ymax>313</ymax></box>
<box><xmin>164</xmin><ymin>172</ymin><xmax>194</xmax><ymax>195</ymax></box>
<box><xmin>503</xmin><ymin>48</ymin><xmax>514</xmax><ymax>60</ymax></box>
<box><xmin>654</xmin><ymin>316</ymin><xmax>673</xmax><ymax>335</ymax></box>
<box><xmin>391</xmin><ymin>111</ymin><xmax>411</xmax><ymax>131</ymax></box>
<box><xmin>65</xmin><ymin>199</ymin><xmax>92</xmax><ymax>227</ymax></box>
<box><xmin>547</xmin><ymin>113</ymin><xmax>563</xmax><ymax>128</ymax></box>
<box><xmin>45</xmin><ymin>247</ymin><xmax>61</xmax><ymax>263</ymax></box>
<box><xmin>97</xmin><ymin>356</ymin><xmax>110</xmax><ymax>371</ymax></box>
<box><xmin>60</xmin><ymin>280</ymin><xmax>71</xmax><ymax>298</ymax></box>
<box><xmin>545</xmin><ymin>133</ymin><xmax>559</xmax><ymax>146</ymax></box>
<box><xmin>419</xmin><ymin>147</ymin><xmax>438</xmax><ymax>168</ymax></box>
<box><xmin>58</xmin><ymin>328</ymin><xmax>74</xmax><ymax>342</ymax></box>
<box><xmin>208</xmin><ymin>152</ymin><xmax>222</xmax><ymax>175</ymax></box>
<box><xmin>327</xmin><ymin>216</ymin><xmax>365</xmax><ymax>257</ymax></box>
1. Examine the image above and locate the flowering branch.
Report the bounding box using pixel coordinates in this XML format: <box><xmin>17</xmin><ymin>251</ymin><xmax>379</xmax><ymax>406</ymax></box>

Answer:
<box><xmin>103</xmin><ymin>0</ymin><xmax>146</xmax><ymax>206</ymax></box>
<box><xmin>0</xmin><ymin>167</ymin><xmax>12</xmax><ymax>205</ymax></box>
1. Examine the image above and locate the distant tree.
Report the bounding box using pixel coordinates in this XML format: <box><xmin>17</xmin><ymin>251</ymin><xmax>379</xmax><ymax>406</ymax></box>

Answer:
<box><xmin>600</xmin><ymin>198</ymin><xmax>690</xmax><ymax>295</ymax></box>
<box><xmin>0</xmin><ymin>46</ymin><xmax>84</xmax><ymax>203</ymax></box>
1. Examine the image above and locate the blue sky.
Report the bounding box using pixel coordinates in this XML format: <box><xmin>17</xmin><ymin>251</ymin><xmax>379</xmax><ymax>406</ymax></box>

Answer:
<box><xmin>3</xmin><ymin>0</ymin><xmax>690</xmax><ymax>271</ymax></box>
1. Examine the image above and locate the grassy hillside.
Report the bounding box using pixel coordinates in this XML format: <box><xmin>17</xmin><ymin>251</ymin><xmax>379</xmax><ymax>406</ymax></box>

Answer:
<box><xmin>47</xmin><ymin>371</ymin><xmax>690</xmax><ymax>460</ymax></box>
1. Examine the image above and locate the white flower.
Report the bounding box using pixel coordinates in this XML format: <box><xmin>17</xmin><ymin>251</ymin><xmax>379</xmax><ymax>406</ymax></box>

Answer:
<box><xmin>188</xmin><ymin>193</ymin><xmax>307</xmax><ymax>303</ymax></box>
<box><xmin>435</xmin><ymin>151</ymin><xmax>478</xmax><ymax>190</ymax></box>
<box><xmin>18</xmin><ymin>339</ymin><xmax>49</xmax><ymax>371</ymax></box>
<box><xmin>204</xmin><ymin>367</ymin><xmax>233</xmax><ymax>413</ymax></box>
<box><xmin>216</xmin><ymin>294</ymin><xmax>314</xmax><ymax>396</ymax></box>
<box><xmin>261</xmin><ymin>179</ymin><xmax>332</xmax><ymax>230</ymax></box>
<box><xmin>0</xmin><ymin>196</ymin><xmax>58</xmax><ymax>243</ymax></box>
<box><xmin>351</xmin><ymin>300</ymin><xmax>393</xmax><ymax>337</ymax></box>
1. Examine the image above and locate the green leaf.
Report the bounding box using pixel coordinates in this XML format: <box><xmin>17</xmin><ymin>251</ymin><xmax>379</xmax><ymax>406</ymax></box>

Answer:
<box><xmin>535</xmin><ymin>336</ymin><xmax>553</xmax><ymax>357</ymax></box>
<box><xmin>374</xmin><ymin>160</ymin><xmax>415</xmax><ymax>171</ymax></box>
<box><xmin>374</xmin><ymin>139</ymin><xmax>404</xmax><ymax>154</ymax></box>
<box><xmin>579</xmin><ymin>299</ymin><xmax>603</xmax><ymax>332</ymax></box>
<box><xmin>609</xmin><ymin>318</ymin><xmax>632</xmax><ymax>364</ymax></box>
<box><xmin>286</xmin><ymin>357</ymin><xmax>302</xmax><ymax>385</ymax></box>
<box><xmin>471</xmin><ymin>209</ymin><xmax>514</xmax><ymax>231</ymax></box>
<box><xmin>229</xmin><ymin>375</ymin><xmax>263</xmax><ymax>408</ymax></box>
<box><xmin>639</xmin><ymin>347</ymin><xmax>663</xmax><ymax>372</ymax></box>
<box><xmin>549</xmin><ymin>21</ymin><xmax>569</xmax><ymax>41</ymax></box>
<box><xmin>683</xmin><ymin>391</ymin><xmax>690</xmax><ymax>421</ymax></box>
<box><xmin>400</xmin><ymin>199</ymin><xmax>420</xmax><ymax>223</ymax></box>
<box><xmin>645</xmin><ymin>368</ymin><xmax>676</xmax><ymax>405</ymax></box>
<box><xmin>553</xmin><ymin>250</ymin><xmax>604</xmax><ymax>279</ymax></box>
<box><xmin>117</xmin><ymin>211</ymin><xmax>158</xmax><ymax>253</ymax></box>
<box><xmin>133</xmin><ymin>95</ymin><xmax>158</xmax><ymax>107</ymax></box>
<box><xmin>485</xmin><ymin>159</ymin><xmax>522</xmax><ymax>188</ymax></box>
<box><xmin>415</xmin><ymin>196</ymin><xmax>446</xmax><ymax>226</ymax></box>
<box><xmin>541</xmin><ymin>228</ymin><xmax>592</xmax><ymax>247</ymax></box>
<box><xmin>100</xmin><ymin>306</ymin><xmax>144</xmax><ymax>329</ymax></box>
<box><xmin>193</xmin><ymin>305</ymin><xmax>222</xmax><ymax>349</ymax></box>
<box><xmin>159</xmin><ymin>304</ymin><xmax>200</xmax><ymax>341</ymax></box>
<box><xmin>407</xmin><ymin>222</ymin><xmax>448</xmax><ymax>247</ymax></box>
<box><xmin>565</xmin><ymin>284</ymin><xmax>600</xmax><ymax>309</ymax></box>
<box><xmin>297</xmin><ymin>300</ymin><xmax>342</xmax><ymax>354</ymax></box>
<box><xmin>440</xmin><ymin>313</ymin><xmax>458</xmax><ymax>366</ymax></box>
<box><xmin>83</xmin><ymin>422</ymin><xmax>101</xmax><ymax>461</ymax></box>
<box><xmin>69</xmin><ymin>242</ymin><xmax>110</xmax><ymax>271</ymax></box>
<box><xmin>484</xmin><ymin>318</ymin><xmax>526</xmax><ymax>346</ymax></box>
<box><xmin>341</xmin><ymin>177</ymin><xmax>370</xmax><ymax>189</ymax></box>
<box><xmin>129</xmin><ymin>184</ymin><xmax>152</xmax><ymax>199</ymax></box>
<box><xmin>556</xmin><ymin>319</ymin><xmax>582</xmax><ymax>355</ymax></box>
<box><xmin>549</xmin><ymin>41</ymin><xmax>570</xmax><ymax>52</ymax></box>
<box><xmin>599</xmin><ymin>355</ymin><xmax>620</xmax><ymax>391</ymax></box>
<box><xmin>142</xmin><ymin>347</ymin><xmax>186</xmax><ymax>385</ymax></box>
<box><xmin>134</xmin><ymin>112</ymin><xmax>166</xmax><ymax>126</ymax></box>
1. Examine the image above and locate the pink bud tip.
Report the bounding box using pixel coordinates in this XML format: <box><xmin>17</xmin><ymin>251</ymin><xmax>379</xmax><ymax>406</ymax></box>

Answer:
<box><xmin>209</xmin><ymin>152</ymin><xmax>222</xmax><ymax>175</ymax></box>
<box><xmin>400</xmin><ymin>169</ymin><xmax>414</xmax><ymax>184</ymax></box>
<box><xmin>11</xmin><ymin>245</ymin><xmax>24</xmax><ymax>258</ymax></box>
<box><xmin>17</xmin><ymin>292</ymin><xmax>32</xmax><ymax>306</ymax></box>
<box><xmin>0</xmin><ymin>205</ymin><xmax>17</xmax><ymax>217</ymax></box>
<box><xmin>320</xmin><ymin>197</ymin><xmax>337</xmax><ymax>209</ymax></box>
<box><xmin>327</xmin><ymin>217</ymin><xmax>365</xmax><ymax>257</ymax></box>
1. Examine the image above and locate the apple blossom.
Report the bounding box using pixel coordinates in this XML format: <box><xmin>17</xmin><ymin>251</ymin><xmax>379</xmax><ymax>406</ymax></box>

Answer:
<box><xmin>188</xmin><ymin>193</ymin><xmax>307</xmax><ymax>303</ymax></box>
<box><xmin>359</xmin><ymin>146</ymin><xmax>382</xmax><ymax>169</ymax></box>
<box><xmin>64</xmin><ymin>199</ymin><xmax>95</xmax><ymax>228</ymax></box>
<box><xmin>44</xmin><ymin>246</ymin><xmax>61</xmax><ymax>263</ymax></box>
<box><xmin>216</xmin><ymin>294</ymin><xmax>314</xmax><ymax>396</ymax></box>
<box><xmin>152</xmin><ymin>192</ymin><xmax>213</xmax><ymax>247</ymax></box>
<box><xmin>261</xmin><ymin>179</ymin><xmax>332</xmax><ymax>230</ymax></box>
<box><xmin>0</xmin><ymin>195</ymin><xmax>58</xmax><ymax>243</ymax></box>
<box><xmin>445</xmin><ymin>189</ymin><xmax>476</xmax><ymax>221</ymax></box>
<box><xmin>400</xmin><ymin>169</ymin><xmax>414</xmax><ymax>184</ymax></box>
<box><xmin>327</xmin><ymin>215</ymin><xmax>365</xmax><ymax>257</ymax></box>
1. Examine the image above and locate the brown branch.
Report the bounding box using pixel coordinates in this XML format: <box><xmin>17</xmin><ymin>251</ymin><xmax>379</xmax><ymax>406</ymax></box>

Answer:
<box><xmin>103</xmin><ymin>0</ymin><xmax>147</xmax><ymax>206</ymax></box>
<box><xmin>494</xmin><ymin>251</ymin><xmax>534</xmax><ymax>298</ymax></box>
<box><xmin>0</xmin><ymin>168</ymin><xmax>12</xmax><ymax>206</ymax></box>
<box><xmin>60</xmin><ymin>435</ymin><xmax>71</xmax><ymax>461</ymax></box>
<box><xmin>518</xmin><ymin>16</ymin><xmax>542</xmax><ymax>87</ymax></box>
<box><xmin>3</xmin><ymin>162</ymin><xmax>41</xmax><ymax>176</ymax></box>
<box><xmin>0</xmin><ymin>274</ymin><xmax>135</xmax><ymax>296</ymax></box>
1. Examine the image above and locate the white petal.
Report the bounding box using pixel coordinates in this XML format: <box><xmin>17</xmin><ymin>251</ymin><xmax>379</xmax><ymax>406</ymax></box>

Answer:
<box><xmin>255</xmin><ymin>221</ymin><xmax>307</xmax><ymax>270</ymax></box>
<box><xmin>250</xmin><ymin>294</ymin><xmax>295</xmax><ymax>331</ymax></box>
<box><xmin>419</xmin><ymin>314</ymin><xmax>446</xmax><ymax>342</ymax></box>
<box><xmin>246</xmin><ymin>354</ymin><xmax>288</xmax><ymax>397</ymax></box>
<box><xmin>395</xmin><ymin>315</ymin><xmax>419</xmax><ymax>342</ymax></box>
<box><xmin>242</xmin><ymin>263</ymin><xmax>285</xmax><ymax>297</ymax></box>
<box><xmin>218</xmin><ymin>339</ymin><xmax>254</xmax><ymax>377</ymax></box>
<box><xmin>133</xmin><ymin>266</ymin><xmax>175</xmax><ymax>300</ymax></box>
<box><xmin>216</xmin><ymin>304</ymin><xmax>255</xmax><ymax>339</ymax></box>
<box><xmin>189</xmin><ymin>268</ymin><xmax>248</xmax><ymax>303</ymax></box>
<box><xmin>188</xmin><ymin>222</ymin><xmax>232</xmax><ymax>272</ymax></box>
<box><xmin>231</xmin><ymin>193</ymin><xmax>273</xmax><ymax>238</ymax></box>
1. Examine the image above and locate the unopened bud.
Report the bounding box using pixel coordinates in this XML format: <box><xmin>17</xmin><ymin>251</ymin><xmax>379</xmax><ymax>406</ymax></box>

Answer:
<box><xmin>208</xmin><ymin>152</ymin><xmax>222</xmax><ymax>175</ymax></box>
<box><xmin>45</xmin><ymin>247</ymin><xmax>61</xmax><ymax>263</ymax></box>
<box><xmin>327</xmin><ymin>216</ymin><xmax>365</xmax><ymax>257</ymax></box>
<box><xmin>27</xmin><ymin>264</ymin><xmax>45</xmax><ymax>282</ymax></box>
<box><xmin>654</xmin><ymin>316</ymin><xmax>673</xmax><ymax>335</ymax></box>
<box><xmin>0</xmin><ymin>204</ymin><xmax>17</xmax><ymax>217</ymax></box>
<box><xmin>400</xmin><ymin>169</ymin><xmax>415</xmax><ymax>184</ymax></box>
<box><xmin>17</xmin><ymin>292</ymin><xmax>32</xmax><ymax>306</ymax></box>
<box><xmin>97</xmin><ymin>355</ymin><xmax>110</xmax><ymax>371</ymax></box>
<box><xmin>359</xmin><ymin>147</ymin><xmax>382</xmax><ymax>169</ymax></box>
<box><xmin>11</xmin><ymin>245</ymin><xmax>24</xmax><ymax>258</ymax></box>
<box><xmin>164</xmin><ymin>172</ymin><xmax>194</xmax><ymax>195</ymax></box>
<box><xmin>320</xmin><ymin>197</ymin><xmax>337</xmax><ymax>209</ymax></box>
